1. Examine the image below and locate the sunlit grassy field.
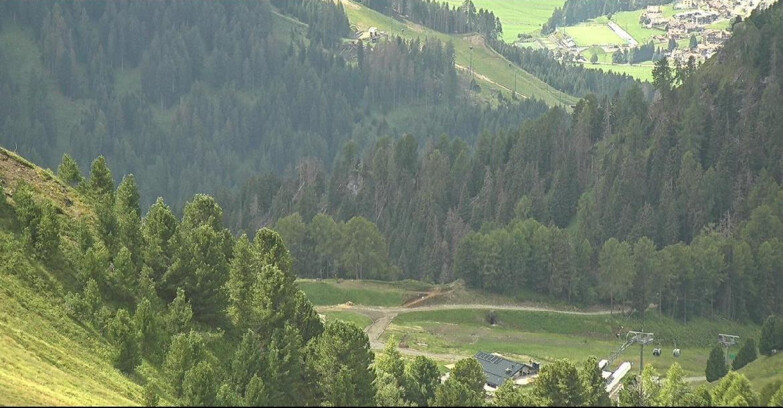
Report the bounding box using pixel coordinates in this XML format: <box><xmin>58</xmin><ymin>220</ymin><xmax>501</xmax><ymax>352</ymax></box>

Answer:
<box><xmin>737</xmin><ymin>352</ymin><xmax>783</xmax><ymax>393</ymax></box>
<box><xmin>443</xmin><ymin>0</ymin><xmax>566</xmax><ymax>42</ymax></box>
<box><xmin>562</xmin><ymin>22</ymin><xmax>625</xmax><ymax>46</ymax></box>
<box><xmin>321</xmin><ymin>310</ymin><xmax>375</xmax><ymax>329</ymax></box>
<box><xmin>297</xmin><ymin>278</ymin><xmax>434</xmax><ymax>306</ymax></box>
<box><xmin>583</xmin><ymin>61</ymin><xmax>655</xmax><ymax>82</ymax></box>
<box><xmin>384</xmin><ymin>308</ymin><xmax>759</xmax><ymax>377</ymax></box>
<box><xmin>0</xmin><ymin>251</ymin><xmax>173</xmax><ymax>406</ymax></box>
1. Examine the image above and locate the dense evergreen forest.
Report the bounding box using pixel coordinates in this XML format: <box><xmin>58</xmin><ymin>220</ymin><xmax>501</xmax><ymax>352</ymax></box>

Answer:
<box><xmin>222</xmin><ymin>1</ymin><xmax>783</xmax><ymax>324</ymax></box>
<box><xmin>358</xmin><ymin>0</ymin><xmax>504</xmax><ymax>40</ymax></box>
<box><xmin>542</xmin><ymin>0</ymin><xmax>674</xmax><ymax>34</ymax></box>
<box><xmin>3</xmin><ymin>146</ymin><xmax>783</xmax><ymax>405</ymax></box>
<box><xmin>0</xmin><ymin>0</ymin><xmax>547</xmax><ymax>212</ymax></box>
<box><xmin>5</xmin><ymin>0</ymin><xmax>783</xmax><ymax>405</ymax></box>
<box><xmin>2</xmin><ymin>0</ymin><xmax>783</xmax><ymax>326</ymax></box>
<box><xmin>486</xmin><ymin>38</ymin><xmax>642</xmax><ymax>98</ymax></box>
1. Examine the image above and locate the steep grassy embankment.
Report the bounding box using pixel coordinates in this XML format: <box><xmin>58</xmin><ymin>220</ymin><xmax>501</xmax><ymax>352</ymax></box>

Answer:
<box><xmin>337</xmin><ymin>0</ymin><xmax>578</xmax><ymax>107</ymax></box>
<box><xmin>0</xmin><ymin>147</ymin><xmax>171</xmax><ymax>406</ymax></box>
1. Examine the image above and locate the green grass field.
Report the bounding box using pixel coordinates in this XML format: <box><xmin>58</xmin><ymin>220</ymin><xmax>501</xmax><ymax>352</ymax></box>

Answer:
<box><xmin>338</xmin><ymin>0</ymin><xmax>577</xmax><ymax>107</ymax></box>
<box><xmin>0</xmin><ymin>246</ymin><xmax>173</xmax><ymax>405</ymax></box>
<box><xmin>442</xmin><ymin>0</ymin><xmax>566</xmax><ymax>42</ymax></box>
<box><xmin>583</xmin><ymin>62</ymin><xmax>655</xmax><ymax>82</ymax></box>
<box><xmin>321</xmin><ymin>310</ymin><xmax>375</xmax><ymax>329</ymax></box>
<box><xmin>386</xmin><ymin>308</ymin><xmax>759</xmax><ymax>377</ymax></box>
<box><xmin>562</xmin><ymin>23</ymin><xmax>625</xmax><ymax>46</ymax></box>
<box><xmin>737</xmin><ymin>353</ymin><xmax>783</xmax><ymax>393</ymax></box>
<box><xmin>297</xmin><ymin>278</ymin><xmax>434</xmax><ymax>306</ymax></box>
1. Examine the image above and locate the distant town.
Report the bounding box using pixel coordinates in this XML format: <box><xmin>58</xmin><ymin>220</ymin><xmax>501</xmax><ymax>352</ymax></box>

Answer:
<box><xmin>545</xmin><ymin>0</ymin><xmax>777</xmax><ymax>67</ymax></box>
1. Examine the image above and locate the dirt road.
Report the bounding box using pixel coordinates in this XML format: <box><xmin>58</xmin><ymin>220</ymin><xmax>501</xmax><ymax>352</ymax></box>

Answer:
<box><xmin>316</xmin><ymin>302</ymin><xmax>618</xmax><ymax>361</ymax></box>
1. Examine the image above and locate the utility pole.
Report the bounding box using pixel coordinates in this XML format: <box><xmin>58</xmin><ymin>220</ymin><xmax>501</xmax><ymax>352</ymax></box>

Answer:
<box><xmin>628</xmin><ymin>331</ymin><xmax>655</xmax><ymax>374</ymax></box>
<box><xmin>718</xmin><ymin>334</ymin><xmax>739</xmax><ymax>366</ymax></box>
<box><xmin>469</xmin><ymin>46</ymin><xmax>474</xmax><ymax>84</ymax></box>
<box><xmin>508</xmin><ymin>63</ymin><xmax>517</xmax><ymax>98</ymax></box>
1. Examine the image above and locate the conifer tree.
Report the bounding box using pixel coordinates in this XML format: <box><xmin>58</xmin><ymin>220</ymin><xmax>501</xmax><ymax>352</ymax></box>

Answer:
<box><xmin>57</xmin><ymin>153</ymin><xmax>83</xmax><ymax>187</ymax></box>
<box><xmin>115</xmin><ymin>175</ymin><xmax>143</xmax><ymax>267</ymax></box>
<box><xmin>227</xmin><ymin>233</ymin><xmax>254</xmax><ymax>329</ymax></box>
<box><xmin>660</xmin><ymin>362</ymin><xmax>688</xmax><ymax>406</ymax></box>
<box><xmin>87</xmin><ymin>156</ymin><xmax>115</xmax><ymax>201</ymax></box>
<box><xmin>164</xmin><ymin>331</ymin><xmax>206</xmax><ymax>398</ymax></box>
<box><xmin>534</xmin><ymin>358</ymin><xmax>584</xmax><ymax>406</ymax></box>
<box><xmin>312</xmin><ymin>320</ymin><xmax>376</xmax><ymax>406</ymax></box>
<box><xmin>141</xmin><ymin>197</ymin><xmax>177</xmax><ymax>285</ymax></box>
<box><xmin>759</xmin><ymin>315</ymin><xmax>781</xmax><ymax>356</ymax></box>
<box><xmin>134</xmin><ymin>298</ymin><xmax>164</xmax><ymax>362</ymax></box>
<box><xmin>404</xmin><ymin>355</ymin><xmax>441</xmax><ymax>407</ymax></box>
<box><xmin>450</xmin><ymin>357</ymin><xmax>486</xmax><ymax>397</ymax></box>
<box><xmin>376</xmin><ymin>337</ymin><xmax>405</xmax><ymax>386</ymax></box>
<box><xmin>580</xmin><ymin>356</ymin><xmax>610</xmax><ymax>406</ymax></box>
<box><xmin>36</xmin><ymin>201</ymin><xmax>60</xmax><ymax>262</ymax></box>
<box><xmin>711</xmin><ymin>371</ymin><xmax>759</xmax><ymax>406</ymax></box>
<box><xmin>769</xmin><ymin>386</ymin><xmax>783</xmax><ymax>407</ymax></box>
<box><xmin>433</xmin><ymin>378</ymin><xmax>484</xmax><ymax>407</ymax></box>
<box><xmin>706</xmin><ymin>345</ymin><xmax>728</xmax><ymax>382</ymax></box>
<box><xmin>165</xmin><ymin>288</ymin><xmax>193</xmax><ymax>335</ymax></box>
<box><xmin>143</xmin><ymin>383</ymin><xmax>159</xmax><ymax>407</ymax></box>
<box><xmin>732</xmin><ymin>338</ymin><xmax>757</xmax><ymax>370</ymax></box>
<box><xmin>493</xmin><ymin>379</ymin><xmax>548</xmax><ymax>406</ymax></box>
<box><xmin>108</xmin><ymin>309</ymin><xmax>141</xmax><ymax>374</ymax></box>
<box><xmin>182</xmin><ymin>361</ymin><xmax>217</xmax><ymax>406</ymax></box>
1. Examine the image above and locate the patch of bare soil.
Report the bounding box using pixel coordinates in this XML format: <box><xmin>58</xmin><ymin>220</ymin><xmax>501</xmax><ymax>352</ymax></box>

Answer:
<box><xmin>0</xmin><ymin>147</ymin><xmax>92</xmax><ymax>221</ymax></box>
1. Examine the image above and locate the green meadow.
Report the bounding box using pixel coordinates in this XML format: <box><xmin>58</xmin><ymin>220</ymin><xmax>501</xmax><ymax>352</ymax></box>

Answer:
<box><xmin>443</xmin><ymin>0</ymin><xmax>566</xmax><ymax>42</ymax></box>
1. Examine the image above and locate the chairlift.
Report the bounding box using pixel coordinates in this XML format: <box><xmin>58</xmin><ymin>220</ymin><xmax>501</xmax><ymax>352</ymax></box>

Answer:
<box><xmin>652</xmin><ymin>347</ymin><xmax>662</xmax><ymax>357</ymax></box>
<box><xmin>672</xmin><ymin>339</ymin><xmax>681</xmax><ymax>358</ymax></box>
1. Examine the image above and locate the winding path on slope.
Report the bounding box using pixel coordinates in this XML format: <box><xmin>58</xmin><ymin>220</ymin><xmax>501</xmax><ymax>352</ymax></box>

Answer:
<box><xmin>315</xmin><ymin>302</ymin><xmax>620</xmax><ymax>361</ymax></box>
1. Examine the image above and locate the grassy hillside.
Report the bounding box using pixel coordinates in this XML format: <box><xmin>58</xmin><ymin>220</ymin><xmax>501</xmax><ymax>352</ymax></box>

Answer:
<box><xmin>0</xmin><ymin>148</ymin><xmax>174</xmax><ymax>406</ymax></box>
<box><xmin>338</xmin><ymin>0</ymin><xmax>578</xmax><ymax>107</ymax></box>
<box><xmin>738</xmin><ymin>352</ymin><xmax>783</xmax><ymax>394</ymax></box>
<box><xmin>297</xmin><ymin>278</ymin><xmax>435</xmax><ymax>306</ymax></box>
<box><xmin>386</xmin><ymin>308</ymin><xmax>758</xmax><ymax>377</ymax></box>
<box><xmin>442</xmin><ymin>0</ymin><xmax>566</xmax><ymax>42</ymax></box>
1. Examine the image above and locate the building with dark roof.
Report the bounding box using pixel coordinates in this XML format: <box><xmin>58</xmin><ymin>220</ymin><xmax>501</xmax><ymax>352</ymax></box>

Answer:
<box><xmin>474</xmin><ymin>352</ymin><xmax>540</xmax><ymax>388</ymax></box>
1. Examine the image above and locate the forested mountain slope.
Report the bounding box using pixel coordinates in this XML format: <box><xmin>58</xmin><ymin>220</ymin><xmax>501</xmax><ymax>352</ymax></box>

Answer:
<box><xmin>0</xmin><ymin>145</ymin><xmax>383</xmax><ymax>406</ymax></box>
<box><xmin>225</xmin><ymin>1</ymin><xmax>783</xmax><ymax>324</ymax></box>
<box><xmin>0</xmin><ymin>0</ymin><xmax>548</xmax><ymax>211</ymax></box>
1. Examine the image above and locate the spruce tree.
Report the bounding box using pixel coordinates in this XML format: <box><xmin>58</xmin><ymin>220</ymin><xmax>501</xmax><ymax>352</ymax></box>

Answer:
<box><xmin>36</xmin><ymin>201</ymin><xmax>60</xmax><ymax>262</ymax></box>
<box><xmin>732</xmin><ymin>338</ymin><xmax>757</xmax><ymax>370</ymax></box>
<box><xmin>115</xmin><ymin>175</ymin><xmax>143</xmax><ymax>267</ymax></box>
<box><xmin>580</xmin><ymin>356</ymin><xmax>610</xmax><ymax>406</ymax></box>
<box><xmin>534</xmin><ymin>358</ymin><xmax>585</xmax><ymax>406</ymax></box>
<box><xmin>706</xmin><ymin>345</ymin><xmax>728</xmax><ymax>382</ymax></box>
<box><xmin>164</xmin><ymin>331</ymin><xmax>206</xmax><ymax>398</ymax></box>
<box><xmin>142</xmin><ymin>198</ymin><xmax>178</xmax><ymax>284</ymax></box>
<box><xmin>134</xmin><ymin>298</ymin><xmax>164</xmax><ymax>362</ymax></box>
<box><xmin>87</xmin><ymin>156</ymin><xmax>115</xmax><ymax>201</ymax></box>
<box><xmin>759</xmin><ymin>315</ymin><xmax>781</xmax><ymax>356</ymax></box>
<box><xmin>165</xmin><ymin>288</ymin><xmax>193</xmax><ymax>335</ymax></box>
<box><xmin>313</xmin><ymin>320</ymin><xmax>376</xmax><ymax>406</ymax></box>
<box><xmin>143</xmin><ymin>383</ymin><xmax>159</xmax><ymax>407</ymax></box>
<box><xmin>182</xmin><ymin>361</ymin><xmax>217</xmax><ymax>406</ymax></box>
<box><xmin>404</xmin><ymin>355</ymin><xmax>440</xmax><ymax>407</ymax></box>
<box><xmin>769</xmin><ymin>386</ymin><xmax>783</xmax><ymax>407</ymax></box>
<box><xmin>57</xmin><ymin>153</ymin><xmax>83</xmax><ymax>187</ymax></box>
<box><xmin>660</xmin><ymin>362</ymin><xmax>688</xmax><ymax>406</ymax></box>
<box><xmin>107</xmin><ymin>309</ymin><xmax>141</xmax><ymax>374</ymax></box>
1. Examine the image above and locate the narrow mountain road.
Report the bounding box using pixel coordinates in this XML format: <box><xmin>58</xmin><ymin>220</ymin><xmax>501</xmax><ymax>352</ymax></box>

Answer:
<box><xmin>316</xmin><ymin>302</ymin><xmax>620</xmax><ymax>361</ymax></box>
